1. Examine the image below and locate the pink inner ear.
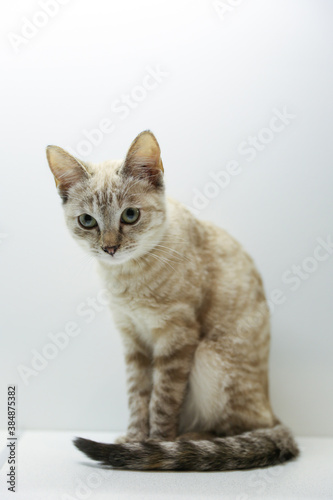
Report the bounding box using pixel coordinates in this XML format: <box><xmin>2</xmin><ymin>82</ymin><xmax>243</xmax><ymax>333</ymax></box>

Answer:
<box><xmin>122</xmin><ymin>154</ymin><xmax>164</xmax><ymax>189</ymax></box>
<box><xmin>56</xmin><ymin>168</ymin><xmax>86</xmax><ymax>191</ymax></box>
<box><xmin>119</xmin><ymin>131</ymin><xmax>164</xmax><ymax>188</ymax></box>
<box><xmin>47</xmin><ymin>146</ymin><xmax>89</xmax><ymax>193</ymax></box>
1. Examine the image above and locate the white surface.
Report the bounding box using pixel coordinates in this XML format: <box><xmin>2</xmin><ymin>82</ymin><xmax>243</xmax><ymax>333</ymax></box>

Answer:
<box><xmin>1</xmin><ymin>0</ymin><xmax>333</xmax><ymax>435</ymax></box>
<box><xmin>0</xmin><ymin>431</ymin><xmax>333</xmax><ymax>500</ymax></box>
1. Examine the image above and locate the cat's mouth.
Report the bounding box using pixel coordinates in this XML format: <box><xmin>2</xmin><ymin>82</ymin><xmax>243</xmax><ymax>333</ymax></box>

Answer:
<box><xmin>97</xmin><ymin>245</ymin><xmax>136</xmax><ymax>265</ymax></box>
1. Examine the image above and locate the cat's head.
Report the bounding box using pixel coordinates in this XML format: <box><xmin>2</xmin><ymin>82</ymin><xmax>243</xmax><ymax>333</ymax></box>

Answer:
<box><xmin>46</xmin><ymin>130</ymin><xmax>167</xmax><ymax>265</ymax></box>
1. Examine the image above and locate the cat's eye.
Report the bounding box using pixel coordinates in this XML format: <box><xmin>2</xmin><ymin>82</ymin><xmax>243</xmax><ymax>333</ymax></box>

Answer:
<box><xmin>121</xmin><ymin>207</ymin><xmax>140</xmax><ymax>224</ymax></box>
<box><xmin>78</xmin><ymin>214</ymin><xmax>98</xmax><ymax>229</ymax></box>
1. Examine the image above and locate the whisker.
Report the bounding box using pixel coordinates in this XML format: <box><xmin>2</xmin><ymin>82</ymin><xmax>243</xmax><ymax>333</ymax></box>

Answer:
<box><xmin>71</xmin><ymin>253</ymin><xmax>97</xmax><ymax>280</ymax></box>
<box><xmin>138</xmin><ymin>246</ymin><xmax>184</xmax><ymax>264</ymax></box>
<box><xmin>148</xmin><ymin>251</ymin><xmax>177</xmax><ymax>272</ymax></box>
<box><xmin>150</xmin><ymin>244</ymin><xmax>191</xmax><ymax>262</ymax></box>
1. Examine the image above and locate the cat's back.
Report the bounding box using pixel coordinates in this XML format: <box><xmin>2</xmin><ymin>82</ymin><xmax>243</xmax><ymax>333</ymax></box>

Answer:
<box><xmin>167</xmin><ymin>197</ymin><xmax>256</xmax><ymax>272</ymax></box>
<box><xmin>167</xmin><ymin>197</ymin><xmax>268</xmax><ymax>322</ymax></box>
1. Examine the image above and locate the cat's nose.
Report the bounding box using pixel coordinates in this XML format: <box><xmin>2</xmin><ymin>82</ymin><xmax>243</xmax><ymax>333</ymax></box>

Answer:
<box><xmin>102</xmin><ymin>245</ymin><xmax>119</xmax><ymax>256</ymax></box>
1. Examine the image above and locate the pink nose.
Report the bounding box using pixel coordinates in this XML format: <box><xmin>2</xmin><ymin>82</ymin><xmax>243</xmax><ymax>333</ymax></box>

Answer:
<box><xmin>102</xmin><ymin>245</ymin><xmax>119</xmax><ymax>256</ymax></box>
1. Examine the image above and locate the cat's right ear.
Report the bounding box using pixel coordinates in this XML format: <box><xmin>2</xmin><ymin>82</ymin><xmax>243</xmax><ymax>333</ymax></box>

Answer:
<box><xmin>120</xmin><ymin>130</ymin><xmax>164</xmax><ymax>189</ymax></box>
<box><xmin>46</xmin><ymin>146</ymin><xmax>90</xmax><ymax>201</ymax></box>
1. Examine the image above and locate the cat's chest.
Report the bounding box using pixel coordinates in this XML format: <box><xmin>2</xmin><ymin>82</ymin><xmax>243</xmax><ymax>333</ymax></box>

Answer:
<box><xmin>99</xmin><ymin>259</ymin><xmax>199</xmax><ymax>345</ymax></box>
<box><xmin>105</xmin><ymin>276</ymin><xmax>165</xmax><ymax>331</ymax></box>
<box><xmin>111</xmin><ymin>294</ymin><xmax>168</xmax><ymax>346</ymax></box>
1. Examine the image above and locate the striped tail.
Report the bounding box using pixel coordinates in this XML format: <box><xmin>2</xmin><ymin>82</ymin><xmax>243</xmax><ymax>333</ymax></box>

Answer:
<box><xmin>73</xmin><ymin>424</ymin><xmax>299</xmax><ymax>471</ymax></box>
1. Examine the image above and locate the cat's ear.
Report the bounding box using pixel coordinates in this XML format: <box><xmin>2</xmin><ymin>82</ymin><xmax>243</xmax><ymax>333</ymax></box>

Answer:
<box><xmin>121</xmin><ymin>131</ymin><xmax>164</xmax><ymax>188</ymax></box>
<box><xmin>46</xmin><ymin>146</ymin><xmax>90</xmax><ymax>200</ymax></box>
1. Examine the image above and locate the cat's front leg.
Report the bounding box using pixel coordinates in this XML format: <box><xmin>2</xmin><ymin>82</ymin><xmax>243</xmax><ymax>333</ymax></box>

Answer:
<box><xmin>115</xmin><ymin>333</ymin><xmax>152</xmax><ymax>443</ymax></box>
<box><xmin>149</xmin><ymin>328</ymin><xmax>198</xmax><ymax>441</ymax></box>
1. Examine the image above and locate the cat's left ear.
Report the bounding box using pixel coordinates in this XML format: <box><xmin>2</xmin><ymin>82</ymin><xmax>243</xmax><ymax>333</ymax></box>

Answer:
<box><xmin>46</xmin><ymin>146</ymin><xmax>90</xmax><ymax>200</ymax></box>
<box><xmin>121</xmin><ymin>130</ymin><xmax>164</xmax><ymax>188</ymax></box>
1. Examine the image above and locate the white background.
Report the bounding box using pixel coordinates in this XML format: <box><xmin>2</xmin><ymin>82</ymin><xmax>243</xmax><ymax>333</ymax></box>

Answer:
<box><xmin>0</xmin><ymin>0</ymin><xmax>332</xmax><ymax>437</ymax></box>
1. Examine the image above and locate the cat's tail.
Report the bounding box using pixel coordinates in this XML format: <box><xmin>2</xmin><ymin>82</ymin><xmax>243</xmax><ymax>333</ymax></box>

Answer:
<box><xmin>73</xmin><ymin>424</ymin><xmax>299</xmax><ymax>471</ymax></box>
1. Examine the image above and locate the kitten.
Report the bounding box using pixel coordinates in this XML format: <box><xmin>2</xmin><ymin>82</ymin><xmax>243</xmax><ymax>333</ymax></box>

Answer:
<box><xmin>46</xmin><ymin>130</ymin><xmax>299</xmax><ymax>471</ymax></box>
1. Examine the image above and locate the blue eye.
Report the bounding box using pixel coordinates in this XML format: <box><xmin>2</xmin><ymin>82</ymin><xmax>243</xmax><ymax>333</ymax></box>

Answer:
<box><xmin>121</xmin><ymin>207</ymin><xmax>140</xmax><ymax>224</ymax></box>
<box><xmin>78</xmin><ymin>214</ymin><xmax>98</xmax><ymax>229</ymax></box>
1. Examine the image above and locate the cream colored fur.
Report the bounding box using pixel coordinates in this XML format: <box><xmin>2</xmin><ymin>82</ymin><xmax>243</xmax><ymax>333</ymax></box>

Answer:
<box><xmin>47</xmin><ymin>131</ymin><xmax>298</xmax><ymax>470</ymax></box>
